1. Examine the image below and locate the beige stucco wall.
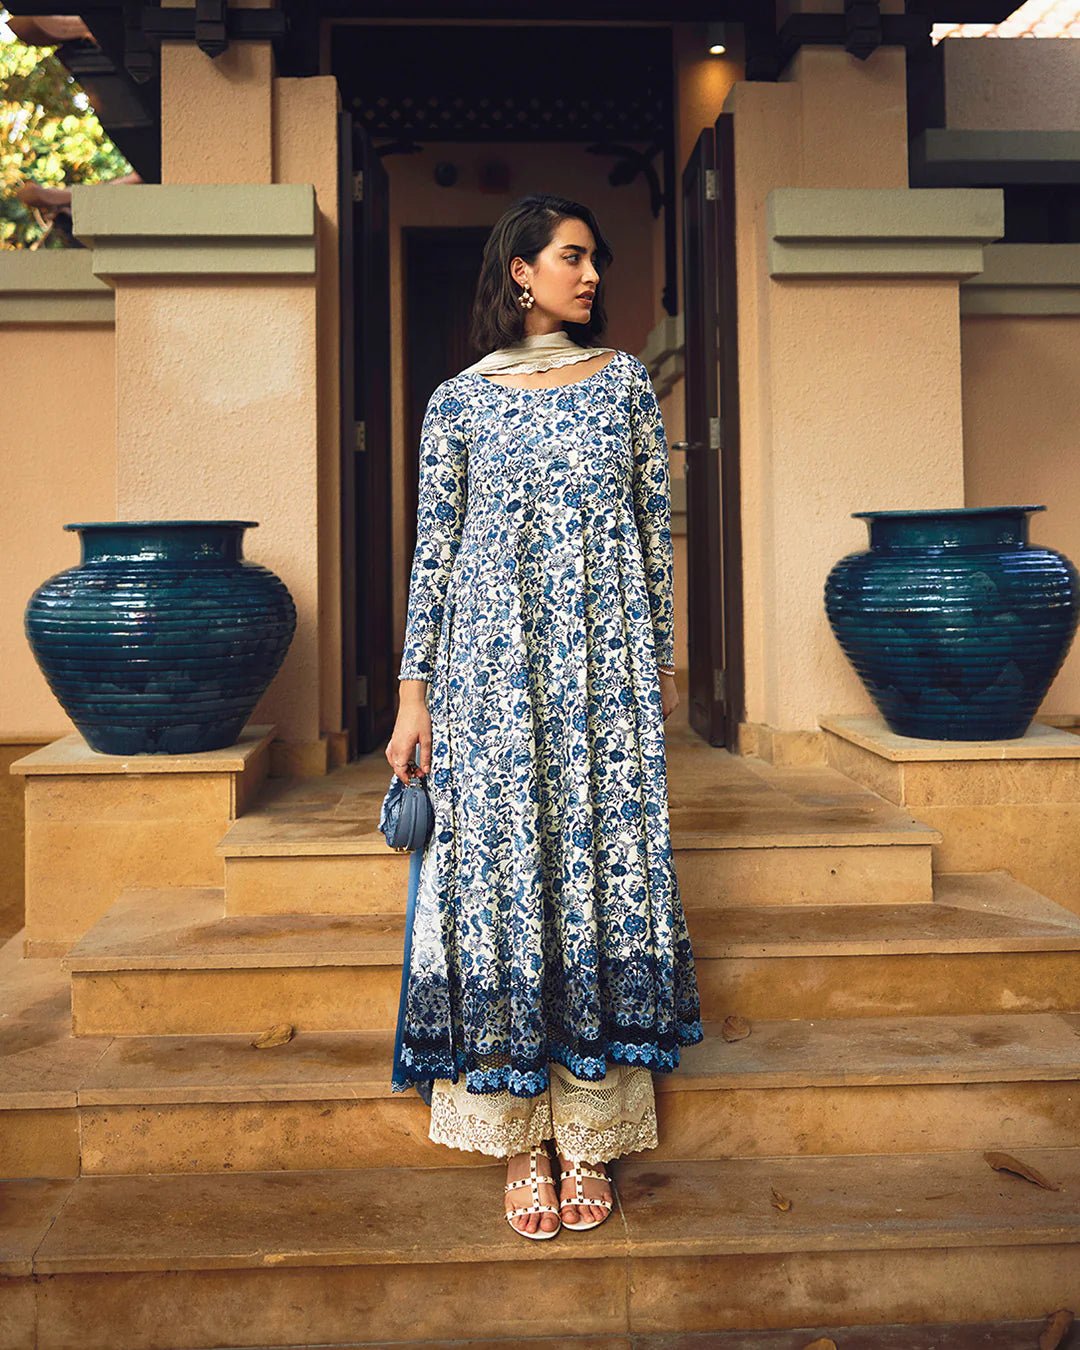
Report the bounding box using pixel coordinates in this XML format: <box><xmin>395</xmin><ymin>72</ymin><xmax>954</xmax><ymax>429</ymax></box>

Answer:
<box><xmin>726</xmin><ymin>48</ymin><xmax>970</xmax><ymax>733</ymax></box>
<box><xmin>116</xmin><ymin>52</ymin><xmax>342</xmax><ymax>751</ymax></box>
<box><xmin>962</xmin><ymin>314</ymin><xmax>1080</xmax><ymax>713</ymax></box>
<box><xmin>944</xmin><ymin>37</ymin><xmax>1080</xmax><ymax>132</ymax></box>
<box><xmin>113</xmin><ymin>276</ymin><xmax>321</xmax><ymax>744</ymax></box>
<box><xmin>162</xmin><ymin>24</ymin><xmax>345</xmax><ymax>746</ymax></box>
<box><xmin>161</xmin><ymin>34</ymin><xmax>275</xmax><ymax>185</ymax></box>
<box><xmin>1</xmin><ymin>316</ymin><xmax>114</xmax><ymax>934</ymax></box>
<box><xmin>274</xmin><ymin>79</ymin><xmax>343</xmax><ymax>746</ymax></box>
<box><xmin>767</xmin><ymin>278</ymin><xmax>966</xmax><ymax>723</ymax></box>
<box><xmin>0</xmin><ymin>325</ymin><xmax>117</xmax><ymax>739</ymax></box>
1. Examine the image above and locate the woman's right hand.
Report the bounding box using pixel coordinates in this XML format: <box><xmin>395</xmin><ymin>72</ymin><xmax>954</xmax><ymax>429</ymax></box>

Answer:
<box><xmin>387</xmin><ymin>685</ymin><xmax>432</xmax><ymax>784</ymax></box>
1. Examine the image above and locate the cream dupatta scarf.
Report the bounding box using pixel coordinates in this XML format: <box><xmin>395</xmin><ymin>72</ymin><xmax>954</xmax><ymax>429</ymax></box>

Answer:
<box><xmin>458</xmin><ymin>328</ymin><xmax>614</xmax><ymax>377</ymax></box>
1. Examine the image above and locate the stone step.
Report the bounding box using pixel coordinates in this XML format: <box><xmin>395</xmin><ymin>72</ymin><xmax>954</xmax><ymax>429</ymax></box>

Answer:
<box><xmin>11</xmin><ymin>1011</ymin><xmax>1074</xmax><ymax>1176</ymax></box>
<box><xmin>217</xmin><ymin>754</ymin><xmax>943</xmax><ymax>913</ymax></box>
<box><xmin>222</xmin><ymin>835</ymin><xmax>939</xmax><ymax>913</ymax></box>
<box><xmin>62</xmin><ymin>872</ymin><xmax>1080</xmax><ymax>1037</ymax></box>
<box><xmin>179</xmin><ymin>1327</ymin><xmax>1080</xmax><ymax>1350</ymax></box>
<box><xmin>4</xmin><ymin>1150</ymin><xmax>1079</xmax><ymax>1346</ymax></box>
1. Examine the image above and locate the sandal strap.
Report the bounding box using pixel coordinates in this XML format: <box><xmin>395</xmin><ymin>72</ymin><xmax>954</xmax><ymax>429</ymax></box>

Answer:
<box><xmin>504</xmin><ymin>1148</ymin><xmax>558</xmax><ymax>1214</ymax></box>
<box><xmin>504</xmin><ymin>1175</ymin><xmax>556</xmax><ymax>1192</ymax></box>
<box><xmin>558</xmin><ymin>1157</ymin><xmax>613</xmax><ymax>1208</ymax></box>
<box><xmin>559</xmin><ymin>1167</ymin><xmax>609</xmax><ymax>1184</ymax></box>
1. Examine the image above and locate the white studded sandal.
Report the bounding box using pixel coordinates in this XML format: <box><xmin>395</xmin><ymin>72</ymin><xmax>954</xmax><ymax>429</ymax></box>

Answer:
<box><xmin>558</xmin><ymin>1158</ymin><xmax>614</xmax><ymax>1231</ymax></box>
<box><xmin>504</xmin><ymin>1147</ymin><xmax>562</xmax><ymax>1240</ymax></box>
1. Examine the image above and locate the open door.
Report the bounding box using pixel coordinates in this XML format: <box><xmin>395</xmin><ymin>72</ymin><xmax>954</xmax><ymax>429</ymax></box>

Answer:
<box><xmin>340</xmin><ymin>121</ymin><xmax>394</xmax><ymax>758</ymax></box>
<box><xmin>680</xmin><ymin>113</ymin><xmax>744</xmax><ymax>750</ymax></box>
<box><xmin>401</xmin><ymin>227</ymin><xmax>489</xmax><ymax>571</ymax></box>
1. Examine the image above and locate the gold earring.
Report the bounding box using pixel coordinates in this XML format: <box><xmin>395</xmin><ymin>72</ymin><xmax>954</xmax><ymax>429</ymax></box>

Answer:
<box><xmin>517</xmin><ymin>280</ymin><xmax>534</xmax><ymax>310</ymax></box>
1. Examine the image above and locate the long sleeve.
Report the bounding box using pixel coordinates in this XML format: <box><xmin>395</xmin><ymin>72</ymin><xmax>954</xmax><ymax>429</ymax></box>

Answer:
<box><xmin>629</xmin><ymin>356</ymin><xmax>675</xmax><ymax>669</ymax></box>
<box><xmin>398</xmin><ymin>384</ymin><xmax>469</xmax><ymax>681</ymax></box>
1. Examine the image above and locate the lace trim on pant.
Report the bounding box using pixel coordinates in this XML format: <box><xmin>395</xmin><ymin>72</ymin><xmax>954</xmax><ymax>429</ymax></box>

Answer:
<box><xmin>551</xmin><ymin>1103</ymin><xmax>658</xmax><ymax>1161</ymax></box>
<box><xmin>427</xmin><ymin>1060</ymin><xmax>658</xmax><ymax>1160</ymax></box>
<box><xmin>549</xmin><ymin>1059</ymin><xmax>659</xmax><ymax>1159</ymax></box>
<box><xmin>428</xmin><ymin>1084</ymin><xmax>553</xmax><ymax>1158</ymax></box>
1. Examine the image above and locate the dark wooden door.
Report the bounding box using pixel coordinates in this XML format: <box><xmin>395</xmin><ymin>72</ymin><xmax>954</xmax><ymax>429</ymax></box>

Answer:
<box><xmin>401</xmin><ymin>227</ymin><xmax>489</xmax><ymax>567</ymax></box>
<box><xmin>341</xmin><ymin>122</ymin><xmax>393</xmax><ymax>758</ymax></box>
<box><xmin>680</xmin><ymin>114</ymin><xmax>744</xmax><ymax>749</ymax></box>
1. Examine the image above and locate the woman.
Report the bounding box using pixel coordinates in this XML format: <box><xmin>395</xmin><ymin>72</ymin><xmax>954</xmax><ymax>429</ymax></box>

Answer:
<box><xmin>387</xmin><ymin>193</ymin><xmax>703</xmax><ymax>1240</ymax></box>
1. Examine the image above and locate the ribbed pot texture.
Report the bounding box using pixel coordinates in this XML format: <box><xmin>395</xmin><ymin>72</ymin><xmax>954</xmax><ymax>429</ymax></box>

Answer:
<box><xmin>824</xmin><ymin>506</ymin><xmax>1080</xmax><ymax>741</ymax></box>
<box><xmin>25</xmin><ymin>521</ymin><xmax>297</xmax><ymax>755</ymax></box>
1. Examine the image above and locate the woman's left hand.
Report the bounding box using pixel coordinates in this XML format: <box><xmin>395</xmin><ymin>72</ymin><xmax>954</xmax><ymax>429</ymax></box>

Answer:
<box><xmin>659</xmin><ymin>671</ymin><xmax>679</xmax><ymax>721</ymax></box>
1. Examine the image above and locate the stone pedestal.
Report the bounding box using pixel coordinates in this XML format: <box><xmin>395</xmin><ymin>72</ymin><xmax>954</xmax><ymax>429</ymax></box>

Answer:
<box><xmin>9</xmin><ymin>725</ymin><xmax>273</xmax><ymax>956</ymax></box>
<box><xmin>822</xmin><ymin>713</ymin><xmax>1080</xmax><ymax>917</ymax></box>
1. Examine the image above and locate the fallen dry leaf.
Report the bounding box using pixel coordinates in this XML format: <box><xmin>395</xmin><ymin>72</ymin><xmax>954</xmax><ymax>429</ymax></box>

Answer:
<box><xmin>721</xmin><ymin>1014</ymin><xmax>751</xmax><ymax>1042</ymax></box>
<box><xmin>983</xmin><ymin>1151</ymin><xmax>1061</xmax><ymax>1191</ymax></box>
<box><xmin>1039</xmin><ymin>1308</ymin><xmax>1074</xmax><ymax>1350</ymax></box>
<box><xmin>770</xmin><ymin>1187</ymin><xmax>792</xmax><ymax>1212</ymax></box>
<box><xmin>802</xmin><ymin>1340</ymin><xmax>837</xmax><ymax>1350</ymax></box>
<box><xmin>251</xmin><ymin>1023</ymin><xmax>294</xmax><ymax>1049</ymax></box>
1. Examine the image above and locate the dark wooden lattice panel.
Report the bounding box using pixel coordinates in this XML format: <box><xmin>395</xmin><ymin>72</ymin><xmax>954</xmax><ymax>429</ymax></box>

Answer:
<box><xmin>332</xmin><ymin>24</ymin><xmax>670</xmax><ymax>142</ymax></box>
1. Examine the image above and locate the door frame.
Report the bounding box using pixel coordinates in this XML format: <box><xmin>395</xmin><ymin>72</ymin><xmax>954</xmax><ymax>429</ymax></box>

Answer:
<box><xmin>680</xmin><ymin>111</ymin><xmax>745</xmax><ymax>750</ymax></box>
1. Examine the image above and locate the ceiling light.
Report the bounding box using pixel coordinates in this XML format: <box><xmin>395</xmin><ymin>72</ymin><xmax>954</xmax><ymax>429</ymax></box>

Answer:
<box><xmin>705</xmin><ymin>21</ymin><xmax>728</xmax><ymax>55</ymax></box>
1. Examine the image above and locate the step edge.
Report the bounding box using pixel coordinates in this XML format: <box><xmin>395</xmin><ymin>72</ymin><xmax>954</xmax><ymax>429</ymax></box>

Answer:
<box><xmin>30</xmin><ymin>1013</ymin><xmax>1080</xmax><ymax>1107</ymax></box>
<box><xmin>26</xmin><ymin>1148</ymin><xmax>1080</xmax><ymax>1276</ymax></box>
<box><xmin>28</xmin><ymin>1222</ymin><xmax>1080</xmax><ymax>1277</ymax></box>
<box><xmin>215</xmin><ymin>831</ymin><xmax>944</xmax><ymax>859</ymax></box>
<box><xmin>62</xmin><ymin>931</ymin><xmax>1080</xmax><ymax>973</ymax></box>
<box><xmin>65</xmin><ymin>1062</ymin><xmax>1080</xmax><ymax>1108</ymax></box>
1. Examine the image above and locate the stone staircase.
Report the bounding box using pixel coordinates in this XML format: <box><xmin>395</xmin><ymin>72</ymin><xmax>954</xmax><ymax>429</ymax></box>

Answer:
<box><xmin>3</xmin><ymin>708</ymin><xmax>1080</xmax><ymax>1347</ymax></box>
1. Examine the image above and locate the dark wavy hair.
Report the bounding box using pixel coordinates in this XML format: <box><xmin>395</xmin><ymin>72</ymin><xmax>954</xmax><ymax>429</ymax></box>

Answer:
<box><xmin>469</xmin><ymin>194</ymin><xmax>615</xmax><ymax>355</ymax></box>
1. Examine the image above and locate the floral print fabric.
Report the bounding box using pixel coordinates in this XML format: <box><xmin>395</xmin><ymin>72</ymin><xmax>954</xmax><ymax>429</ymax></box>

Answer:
<box><xmin>393</xmin><ymin>348</ymin><xmax>703</xmax><ymax>1098</ymax></box>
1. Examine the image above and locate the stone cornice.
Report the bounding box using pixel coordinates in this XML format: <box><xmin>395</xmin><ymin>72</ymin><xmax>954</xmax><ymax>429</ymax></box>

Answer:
<box><xmin>0</xmin><ymin>249</ymin><xmax>114</xmax><ymax>325</ymax></box>
<box><xmin>912</xmin><ymin>130</ymin><xmax>1080</xmax><ymax>188</ymax></box>
<box><xmin>69</xmin><ymin>183</ymin><xmax>317</xmax><ymax>282</ymax></box>
<box><xmin>961</xmin><ymin>244</ymin><xmax>1080</xmax><ymax>316</ymax></box>
<box><xmin>767</xmin><ymin>187</ymin><xmax>1004</xmax><ymax>280</ymax></box>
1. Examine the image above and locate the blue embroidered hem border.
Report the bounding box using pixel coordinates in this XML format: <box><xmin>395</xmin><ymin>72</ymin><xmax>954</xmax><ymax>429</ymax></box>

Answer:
<box><xmin>390</xmin><ymin>1015</ymin><xmax>705</xmax><ymax>1099</ymax></box>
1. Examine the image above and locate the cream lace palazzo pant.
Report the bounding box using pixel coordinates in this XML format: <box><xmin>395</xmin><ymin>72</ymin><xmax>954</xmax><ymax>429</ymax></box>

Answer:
<box><xmin>428</xmin><ymin>1059</ymin><xmax>659</xmax><ymax>1160</ymax></box>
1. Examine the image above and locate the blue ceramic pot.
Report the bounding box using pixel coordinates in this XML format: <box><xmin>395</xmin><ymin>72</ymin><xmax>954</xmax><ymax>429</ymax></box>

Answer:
<box><xmin>824</xmin><ymin>506</ymin><xmax>1080</xmax><ymax>741</ymax></box>
<box><xmin>25</xmin><ymin>520</ymin><xmax>297</xmax><ymax>755</ymax></box>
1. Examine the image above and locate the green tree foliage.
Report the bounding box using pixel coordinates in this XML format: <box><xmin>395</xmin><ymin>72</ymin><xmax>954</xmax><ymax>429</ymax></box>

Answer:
<box><xmin>1</xmin><ymin>8</ymin><xmax>131</xmax><ymax>249</ymax></box>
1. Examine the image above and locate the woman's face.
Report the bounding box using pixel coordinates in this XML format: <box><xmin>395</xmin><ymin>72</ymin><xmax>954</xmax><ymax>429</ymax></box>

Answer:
<box><xmin>511</xmin><ymin>220</ymin><xmax>602</xmax><ymax>332</ymax></box>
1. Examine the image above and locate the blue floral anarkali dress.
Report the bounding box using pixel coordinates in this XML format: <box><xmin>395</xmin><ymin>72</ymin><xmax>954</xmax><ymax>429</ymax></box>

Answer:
<box><xmin>392</xmin><ymin>348</ymin><xmax>703</xmax><ymax>1101</ymax></box>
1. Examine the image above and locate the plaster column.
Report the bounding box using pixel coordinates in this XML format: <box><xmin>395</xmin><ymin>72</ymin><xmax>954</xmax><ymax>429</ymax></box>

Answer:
<box><xmin>724</xmin><ymin>45</ymin><xmax>1004</xmax><ymax>760</ymax></box>
<box><xmin>160</xmin><ymin>0</ymin><xmax>274</xmax><ymax>186</ymax></box>
<box><xmin>961</xmin><ymin>245</ymin><xmax>1080</xmax><ymax>715</ymax></box>
<box><xmin>68</xmin><ymin>7</ymin><xmax>341</xmax><ymax>774</ymax></box>
<box><xmin>70</xmin><ymin>181</ymin><xmax>324</xmax><ymax>768</ymax></box>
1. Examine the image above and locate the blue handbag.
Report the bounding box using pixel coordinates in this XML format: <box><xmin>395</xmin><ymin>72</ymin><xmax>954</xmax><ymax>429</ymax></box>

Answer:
<box><xmin>382</xmin><ymin>744</ymin><xmax>436</xmax><ymax>1105</ymax></box>
<box><xmin>378</xmin><ymin>754</ymin><xmax>435</xmax><ymax>853</ymax></box>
